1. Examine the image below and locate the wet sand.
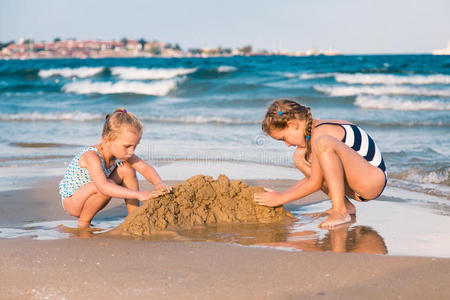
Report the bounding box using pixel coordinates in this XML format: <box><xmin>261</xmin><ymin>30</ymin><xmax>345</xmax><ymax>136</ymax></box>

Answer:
<box><xmin>1</xmin><ymin>237</ymin><xmax>449</xmax><ymax>299</ymax></box>
<box><xmin>0</xmin><ymin>177</ymin><xmax>449</xmax><ymax>299</ymax></box>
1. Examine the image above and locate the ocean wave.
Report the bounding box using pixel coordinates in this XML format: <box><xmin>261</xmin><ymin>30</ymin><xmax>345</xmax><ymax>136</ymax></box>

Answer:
<box><xmin>314</xmin><ymin>85</ymin><xmax>450</xmax><ymax>97</ymax></box>
<box><xmin>390</xmin><ymin>167</ymin><xmax>449</xmax><ymax>186</ymax></box>
<box><xmin>0</xmin><ymin>111</ymin><xmax>102</xmax><ymax>121</ymax></box>
<box><xmin>38</xmin><ymin>67</ymin><xmax>104</xmax><ymax>78</ymax></box>
<box><xmin>141</xmin><ymin>115</ymin><xmax>258</xmax><ymax>125</ymax></box>
<box><xmin>299</xmin><ymin>73</ymin><xmax>334</xmax><ymax>80</ymax></box>
<box><xmin>355</xmin><ymin>96</ymin><xmax>450</xmax><ymax>111</ymax></box>
<box><xmin>217</xmin><ymin>65</ymin><xmax>237</xmax><ymax>73</ymax></box>
<box><xmin>299</xmin><ymin>72</ymin><xmax>450</xmax><ymax>85</ymax></box>
<box><xmin>62</xmin><ymin>78</ymin><xmax>183</xmax><ymax>96</ymax></box>
<box><xmin>354</xmin><ymin>120</ymin><xmax>449</xmax><ymax>127</ymax></box>
<box><xmin>110</xmin><ymin>67</ymin><xmax>197</xmax><ymax>80</ymax></box>
<box><xmin>335</xmin><ymin>73</ymin><xmax>450</xmax><ymax>85</ymax></box>
<box><xmin>0</xmin><ymin>111</ymin><xmax>258</xmax><ymax>125</ymax></box>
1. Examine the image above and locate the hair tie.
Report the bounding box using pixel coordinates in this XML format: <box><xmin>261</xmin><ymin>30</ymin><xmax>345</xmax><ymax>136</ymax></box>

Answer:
<box><xmin>121</xmin><ymin>109</ymin><xmax>127</xmax><ymax>113</ymax></box>
<box><xmin>278</xmin><ymin>110</ymin><xmax>283</xmax><ymax>116</ymax></box>
<box><xmin>306</xmin><ymin>135</ymin><xmax>311</xmax><ymax>141</ymax></box>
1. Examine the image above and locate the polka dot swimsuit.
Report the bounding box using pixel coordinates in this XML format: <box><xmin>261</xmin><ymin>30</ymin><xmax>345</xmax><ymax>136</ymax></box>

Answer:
<box><xmin>58</xmin><ymin>147</ymin><xmax>121</xmax><ymax>200</ymax></box>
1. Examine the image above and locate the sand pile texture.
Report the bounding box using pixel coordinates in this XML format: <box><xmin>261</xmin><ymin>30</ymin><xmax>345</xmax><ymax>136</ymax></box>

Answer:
<box><xmin>111</xmin><ymin>175</ymin><xmax>295</xmax><ymax>237</ymax></box>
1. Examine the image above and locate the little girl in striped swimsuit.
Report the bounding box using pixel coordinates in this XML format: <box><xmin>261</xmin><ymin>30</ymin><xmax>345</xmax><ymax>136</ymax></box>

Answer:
<box><xmin>254</xmin><ymin>99</ymin><xmax>387</xmax><ymax>228</ymax></box>
<box><xmin>59</xmin><ymin>108</ymin><xmax>172</xmax><ymax>228</ymax></box>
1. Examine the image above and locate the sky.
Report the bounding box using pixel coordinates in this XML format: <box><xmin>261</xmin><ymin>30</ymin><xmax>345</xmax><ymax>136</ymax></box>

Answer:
<box><xmin>1</xmin><ymin>0</ymin><xmax>449</xmax><ymax>54</ymax></box>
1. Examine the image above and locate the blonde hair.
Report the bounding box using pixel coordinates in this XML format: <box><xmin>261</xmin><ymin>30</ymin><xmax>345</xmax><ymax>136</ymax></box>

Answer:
<box><xmin>262</xmin><ymin>99</ymin><xmax>313</xmax><ymax>161</ymax></box>
<box><xmin>102</xmin><ymin>108</ymin><xmax>143</xmax><ymax>140</ymax></box>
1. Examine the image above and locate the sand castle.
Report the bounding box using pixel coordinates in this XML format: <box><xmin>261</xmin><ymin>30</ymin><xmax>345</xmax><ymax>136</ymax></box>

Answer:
<box><xmin>109</xmin><ymin>175</ymin><xmax>295</xmax><ymax>237</ymax></box>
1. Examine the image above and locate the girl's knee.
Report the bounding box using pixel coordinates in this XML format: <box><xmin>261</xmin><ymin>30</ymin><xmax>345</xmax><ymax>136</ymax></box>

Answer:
<box><xmin>312</xmin><ymin>135</ymin><xmax>337</xmax><ymax>155</ymax></box>
<box><xmin>116</xmin><ymin>163</ymin><xmax>137</xmax><ymax>180</ymax></box>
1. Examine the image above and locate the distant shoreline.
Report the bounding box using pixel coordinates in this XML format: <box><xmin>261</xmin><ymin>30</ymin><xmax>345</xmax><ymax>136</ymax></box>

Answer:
<box><xmin>0</xmin><ymin>53</ymin><xmax>440</xmax><ymax>61</ymax></box>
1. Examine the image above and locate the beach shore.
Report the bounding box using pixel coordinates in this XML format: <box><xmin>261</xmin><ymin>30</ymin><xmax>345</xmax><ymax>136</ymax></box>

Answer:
<box><xmin>1</xmin><ymin>237</ymin><xmax>449</xmax><ymax>299</ymax></box>
<box><xmin>1</xmin><ymin>177</ymin><xmax>449</xmax><ymax>299</ymax></box>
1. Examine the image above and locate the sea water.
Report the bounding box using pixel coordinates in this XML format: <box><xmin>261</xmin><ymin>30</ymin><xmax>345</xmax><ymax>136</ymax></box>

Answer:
<box><xmin>0</xmin><ymin>55</ymin><xmax>449</xmax><ymax>256</ymax></box>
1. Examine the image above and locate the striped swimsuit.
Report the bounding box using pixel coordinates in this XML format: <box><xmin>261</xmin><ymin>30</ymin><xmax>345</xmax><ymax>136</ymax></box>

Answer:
<box><xmin>315</xmin><ymin>122</ymin><xmax>387</xmax><ymax>200</ymax></box>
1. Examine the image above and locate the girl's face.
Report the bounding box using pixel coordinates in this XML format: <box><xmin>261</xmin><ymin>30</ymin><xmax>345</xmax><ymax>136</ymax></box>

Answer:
<box><xmin>269</xmin><ymin>119</ymin><xmax>307</xmax><ymax>148</ymax></box>
<box><xmin>108</xmin><ymin>126</ymin><xmax>142</xmax><ymax>161</ymax></box>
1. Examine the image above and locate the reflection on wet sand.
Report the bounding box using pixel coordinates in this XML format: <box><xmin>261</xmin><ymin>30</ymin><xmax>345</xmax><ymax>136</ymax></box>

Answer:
<box><xmin>265</xmin><ymin>224</ymin><xmax>388</xmax><ymax>254</ymax></box>
<box><xmin>176</xmin><ymin>222</ymin><xmax>293</xmax><ymax>246</ymax></box>
<box><xmin>57</xmin><ymin>209</ymin><xmax>387</xmax><ymax>255</ymax></box>
<box><xmin>57</xmin><ymin>224</ymin><xmax>105</xmax><ymax>239</ymax></box>
<box><xmin>175</xmin><ymin>214</ymin><xmax>388</xmax><ymax>255</ymax></box>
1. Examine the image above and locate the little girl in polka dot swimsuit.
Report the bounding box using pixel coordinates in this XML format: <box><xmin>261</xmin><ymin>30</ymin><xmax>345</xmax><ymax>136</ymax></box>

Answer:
<box><xmin>59</xmin><ymin>108</ymin><xmax>172</xmax><ymax>228</ymax></box>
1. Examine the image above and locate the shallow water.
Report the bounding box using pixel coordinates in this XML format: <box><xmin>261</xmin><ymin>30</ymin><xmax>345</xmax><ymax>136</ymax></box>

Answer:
<box><xmin>1</xmin><ymin>195</ymin><xmax>449</xmax><ymax>258</ymax></box>
<box><xmin>0</xmin><ymin>55</ymin><xmax>448</xmax><ymax>257</ymax></box>
<box><xmin>0</xmin><ymin>55</ymin><xmax>449</xmax><ymax>198</ymax></box>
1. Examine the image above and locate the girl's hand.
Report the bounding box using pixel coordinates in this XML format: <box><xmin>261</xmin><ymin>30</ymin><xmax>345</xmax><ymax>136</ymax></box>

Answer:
<box><xmin>155</xmin><ymin>182</ymin><xmax>173</xmax><ymax>193</ymax></box>
<box><xmin>137</xmin><ymin>189</ymin><xmax>168</xmax><ymax>202</ymax></box>
<box><xmin>253</xmin><ymin>188</ymin><xmax>284</xmax><ymax>207</ymax></box>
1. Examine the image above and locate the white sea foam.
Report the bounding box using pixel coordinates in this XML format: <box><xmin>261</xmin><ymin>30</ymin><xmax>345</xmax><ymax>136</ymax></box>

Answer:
<box><xmin>144</xmin><ymin>115</ymin><xmax>257</xmax><ymax>125</ymax></box>
<box><xmin>38</xmin><ymin>67</ymin><xmax>104</xmax><ymax>78</ymax></box>
<box><xmin>62</xmin><ymin>78</ymin><xmax>183</xmax><ymax>96</ymax></box>
<box><xmin>0</xmin><ymin>111</ymin><xmax>102</xmax><ymax>121</ymax></box>
<box><xmin>299</xmin><ymin>73</ymin><xmax>334</xmax><ymax>79</ymax></box>
<box><xmin>355</xmin><ymin>96</ymin><xmax>450</xmax><ymax>111</ymax></box>
<box><xmin>283</xmin><ymin>73</ymin><xmax>298</xmax><ymax>78</ymax></box>
<box><xmin>217</xmin><ymin>65</ymin><xmax>237</xmax><ymax>73</ymax></box>
<box><xmin>314</xmin><ymin>85</ymin><xmax>450</xmax><ymax>97</ymax></box>
<box><xmin>111</xmin><ymin>67</ymin><xmax>197</xmax><ymax>80</ymax></box>
<box><xmin>0</xmin><ymin>112</ymin><xmax>258</xmax><ymax>124</ymax></box>
<box><xmin>299</xmin><ymin>72</ymin><xmax>450</xmax><ymax>85</ymax></box>
<box><xmin>392</xmin><ymin>167</ymin><xmax>449</xmax><ymax>185</ymax></box>
<box><xmin>335</xmin><ymin>73</ymin><xmax>450</xmax><ymax>85</ymax></box>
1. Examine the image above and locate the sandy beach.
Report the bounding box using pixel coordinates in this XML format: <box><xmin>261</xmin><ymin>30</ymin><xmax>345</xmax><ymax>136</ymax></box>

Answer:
<box><xmin>1</xmin><ymin>237</ymin><xmax>449</xmax><ymax>299</ymax></box>
<box><xmin>1</xmin><ymin>176</ymin><xmax>449</xmax><ymax>299</ymax></box>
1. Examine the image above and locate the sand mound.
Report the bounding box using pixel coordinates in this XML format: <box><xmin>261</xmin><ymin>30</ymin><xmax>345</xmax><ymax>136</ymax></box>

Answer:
<box><xmin>110</xmin><ymin>175</ymin><xmax>295</xmax><ymax>237</ymax></box>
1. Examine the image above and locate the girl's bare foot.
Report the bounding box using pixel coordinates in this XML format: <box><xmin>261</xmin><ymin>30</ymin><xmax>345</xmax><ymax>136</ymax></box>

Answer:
<box><xmin>319</xmin><ymin>210</ymin><xmax>351</xmax><ymax>229</ymax></box>
<box><xmin>326</xmin><ymin>197</ymin><xmax>356</xmax><ymax>215</ymax></box>
<box><xmin>77</xmin><ymin>220</ymin><xmax>91</xmax><ymax>228</ymax></box>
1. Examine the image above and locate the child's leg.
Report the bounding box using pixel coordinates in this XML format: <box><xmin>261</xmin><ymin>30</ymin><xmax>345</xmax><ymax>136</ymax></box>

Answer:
<box><xmin>312</xmin><ymin>136</ymin><xmax>386</xmax><ymax>228</ymax></box>
<box><xmin>63</xmin><ymin>181</ymin><xmax>114</xmax><ymax>228</ymax></box>
<box><xmin>77</xmin><ymin>189</ymin><xmax>112</xmax><ymax>228</ymax></box>
<box><xmin>109</xmin><ymin>162</ymin><xmax>140</xmax><ymax>214</ymax></box>
<box><xmin>294</xmin><ymin>148</ymin><xmax>356</xmax><ymax>214</ymax></box>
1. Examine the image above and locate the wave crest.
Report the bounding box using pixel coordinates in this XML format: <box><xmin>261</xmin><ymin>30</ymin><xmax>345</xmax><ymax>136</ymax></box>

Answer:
<box><xmin>38</xmin><ymin>67</ymin><xmax>104</xmax><ymax>78</ymax></box>
<box><xmin>299</xmin><ymin>73</ymin><xmax>333</xmax><ymax>79</ymax></box>
<box><xmin>0</xmin><ymin>111</ymin><xmax>102</xmax><ymax>121</ymax></box>
<box><xmin>390</xmin><ymin>167</ymin><xmax>450</xmax><ymax>185</ymax></box>
<box><xmin>299</xmin><ymin>72</ymin><xmax>450</xmax><ymax>85</ymax></box>
<box><xmin>110</xmin><ymin>67</ymin><xmax>197</xmax><ymax>80</ymax></box>
<box><xmin>0</xmin><ymin>112</ymin><xmax>258</xmax><ymax>125</ymax></box>
<box><xmin>335</xmin><ymin>73</ymin><xmax>450</xmax><ymax>85</ymax></box>
<box><xmin>62</xmin><ymin>78</ymin><xmax>183</xmax><ymax>96</ymax></box>
<box><xmin>355</xmin><ymin>96</ymin><xmax>450</xmax><ymax>111</ymax></box>
<box><xmin>314</xmin><ymin>85</ymin><xmax>450</xmax><ymax>97</ymax></box>
<box><xmin>143</xmin><ymin>115</ymin><xmax>257</xmax><ymax>125</ymax></box>
<box><xmin>217</xmin><ymin>65</ymin><xmax>237</xmax><ymax>73</ymax></box>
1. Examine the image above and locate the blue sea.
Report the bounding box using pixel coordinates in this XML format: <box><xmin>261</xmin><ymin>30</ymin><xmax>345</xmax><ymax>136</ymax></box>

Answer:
<box><xmin>0</xmin><ymin>55</ymin><xmax>448</xmax><ymax>199</ymax></box>
<box><xmin>1</xmin><ymin>55</ymin><xmax>449</xmax><ymax>256</ymax></box>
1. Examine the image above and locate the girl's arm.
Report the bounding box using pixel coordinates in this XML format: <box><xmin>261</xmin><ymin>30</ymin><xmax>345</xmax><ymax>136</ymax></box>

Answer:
<box><xmin>254</xmin><ymin>152</ymin><xmax>323</xmax><ymax>207</ymax></box>
<box><xmin>128</xmin><ymin>155</ymin><xmax>172</xmax><ymax>192</ymax></box>
<box><xmin>81</xmin><ymin>151</ymin><xmax>154</xmax><ymax>201</ymax></box>
<box><xmin>280</xmin><ymin>154</ymin><xmax>323</xmax><ymax>202</ymax></box>
<box><xmin>128</xmin><ymin>154</ymin><xmax>162</xmax><ymax>185</ymax></box>
<box><xmin>284</xmin><ymin>177</ymin><xmax>308</xmax><ymax>194</ymax></box>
